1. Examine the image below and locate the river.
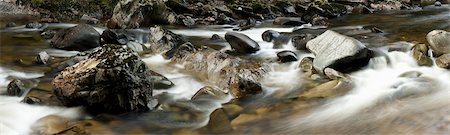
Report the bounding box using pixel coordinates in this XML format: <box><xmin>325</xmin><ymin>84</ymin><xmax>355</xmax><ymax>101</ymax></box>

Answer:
<box><xmin>0</xmin><ymin>4</ymin><xmax>449</xmax><ymax>134</ymax></box>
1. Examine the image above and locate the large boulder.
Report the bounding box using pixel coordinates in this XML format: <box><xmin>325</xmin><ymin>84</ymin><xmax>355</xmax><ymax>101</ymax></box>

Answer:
<box><xmin>52</xmin><ymin>45</ymin><xmax>154</xmax><ymax>114</ymax></box>
<box><xmin>426</xmin><ymin>30</ymin><xmax>450</xmax><ymax>56</ymax></box>
<box><xmin>225</xmin><ymin>32</ymin><xmax>260</xmax><ymax>54</ymax></box>
<box><xmin>50</xmin><ymin>24</ymin><xmax>100</xmax><ymax>51</ymax></box>
<box><xmin>306</xmin><ymin>30</ymin><xmax>373</xmax><ymax>73</ymax></box>
<box><xmin>107</xmin><ymin>0</ymin><xmax>176</xmax><ymax>29</ymax></box>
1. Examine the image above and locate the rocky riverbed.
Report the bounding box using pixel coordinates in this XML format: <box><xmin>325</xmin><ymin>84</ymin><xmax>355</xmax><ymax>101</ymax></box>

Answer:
<box><xmin>1</xmin><ymin>0</ymin><xmax>450</xmax><ymax>134</ymax></box>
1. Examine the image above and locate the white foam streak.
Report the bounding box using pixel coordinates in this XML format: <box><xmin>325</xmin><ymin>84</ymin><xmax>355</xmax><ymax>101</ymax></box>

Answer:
<box><xmin>286</xmin><ymin>51</ymin><xmax>450</xmax><ymax>130</ymax></box>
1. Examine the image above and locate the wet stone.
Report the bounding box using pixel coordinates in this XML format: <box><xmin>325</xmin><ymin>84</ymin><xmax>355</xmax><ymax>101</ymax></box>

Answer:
<box><xmin>300</xmin><ymin>57</ymin><xmax>315</xmax><ymax>73</ymax></box>
<box><xmin>412</xmin><ymin>44</ymin><xmax>433</xmax><ymax>66</ymax></box>
<box><xmin>191</xmin><ymin>86</ymin><xmax>227</xmax><ymax>100</ymax></box>
<box><xmin>7</xmin><ymin>79</ymin><xmax>26</xmax><ymax>96</ymax></box>
<box><xmin>277</xmin><ymin>50</ymin><xmax>298</xmax><ymax>63</ymax></box>
<box><xmin>34</xmin><ymin>51</ymin><xmax>50</xmax><ymax>65</ymax></box>
<box><xmin>100</xmin><ymin>29</ymin><xmax>129</xmax><ymax>45</ymax></box>
<box><xmin>262</xmin><ymin>30</ymin><xmax>280</xmax><ymax>42</ymax></box>
<box><xmin>25</xmin><ymin>22</ymin><xmax>43</xmax><ymax>29</ymax></box>
<box><xmin>51</xmin><ymin>24</ymin><xmax>100</xmax><ymax>51</ymax></box>
<box><xmin>225</xmin><ymin>32</ymin><xmax>260</xmax><ymax>54</ymax></box>
<box><xmin>436</xmin><ymin>54</ymin><xmax>450</xmax><ymax>69</ymax></box>
<box><xmin>41</xmin><ymin>30</ymin><xmax>56</xmax><ymax>39</ymax></box>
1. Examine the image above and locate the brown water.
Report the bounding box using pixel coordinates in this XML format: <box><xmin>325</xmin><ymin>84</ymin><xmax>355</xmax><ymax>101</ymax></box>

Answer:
<box><xmin>0</xmin><ymin>5</ymin><xmax>450</xmax><ymax>134</ymax></box>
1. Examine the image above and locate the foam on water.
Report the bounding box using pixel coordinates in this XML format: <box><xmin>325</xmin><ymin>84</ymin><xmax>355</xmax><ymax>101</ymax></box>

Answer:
<box><xmin>142</xmin><ymin>54</ymin><xmax>206</xmax><ymax>100</ymax></box>
<box><xmin>277</xmin><ymin>50</ymin><xmax>450</xmax><ymax>133</ymax></box>
<box><xmin>0</xmin><ymin>67</ymin><xmax>43</xmax><ymax>93</ymax></box>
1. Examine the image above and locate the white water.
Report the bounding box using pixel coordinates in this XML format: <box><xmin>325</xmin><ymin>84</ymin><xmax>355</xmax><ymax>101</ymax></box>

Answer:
<box><xmin>0</xmin><ymin>67</ymin><xmax>43</xmax><ymax>93</ymax></box>
<box><xmin>277</xmin><ymin>50</ymin><xmax>450</xmax><ymax>133</ymax></box>
<box><xmin>0</xmin><ymin>67</ymin><xmax>83</xmax><ymax>135</ymax></box>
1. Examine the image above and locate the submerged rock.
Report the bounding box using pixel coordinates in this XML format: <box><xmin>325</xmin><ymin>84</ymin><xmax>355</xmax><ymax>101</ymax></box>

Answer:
<box><xmin>436</xmin><ymin>54</ymin><xmax>450</xmax><ymax>69</ymax></box>
<box><xmin>412</xmin><ymin>44</ymin><xmax>433</xmax><ymax>66</ymax></box>
<box><xmin>273</xmin><ymin>17</ymin><xmax>305</xmax><ymax>26</ymax></box>
<box><xmin>426</xmin><ymin>30</ymin><xmax>450</xmax><ymax>56</ymax></box>
<box><xmin>107</xmin><ymin>0</ymin><xmax>176</xmax><ymax>28</ymax></box>
<box><xmin>238</xmin><ymin>18</ymin><xmax>256</xmax><ymax>31</ymax></box>
<box><xmin>50</xmin><ymin>24</ymin><xmax>100</xmax><ymax>51</ymax></box>
<box><xmin>225</xmin><ymin>32</ymin><xmax>260</xmax><ymax>54</ymax></box>
<box><xmin>25</xmin><ymin>22</ymin><xmax>44</xmax><ymax>29</ymax></box>
<box><xmin>306</xmin><ymin>30</ymin><xmax>373</xmax><ymax>73</ymax></box>
<box><xmin>298</xmin><ymin>80</ymin><xmax>352</xmax><ymax>98</ymax></box>
<box><xmin>191</xmin><ymin>86</ymin><xmax>227</xmax><ymax>100</ymax></box>
<box><xmin>52</xmin><ymin>45</ymin><xmax>153</xmax><ymax>114</ymax></box>
<box><xmin>299</xmin><ymin>57</ymin><xmax>315</xmax><ymax>73</ymax></box>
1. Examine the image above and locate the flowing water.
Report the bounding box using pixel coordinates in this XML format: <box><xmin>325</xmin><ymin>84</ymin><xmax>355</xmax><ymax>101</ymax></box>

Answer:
<box><xmin>0</xmin><ymin>5</ymin><xmax>449</xmax><ymax>134</ymax></box>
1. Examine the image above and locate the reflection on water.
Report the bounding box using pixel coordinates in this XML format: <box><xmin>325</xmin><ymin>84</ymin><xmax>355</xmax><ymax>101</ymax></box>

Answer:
<box><xmin>330</xmin><ymin>5</ymin><xmax>450</xmax><ymax>43</ymax></box>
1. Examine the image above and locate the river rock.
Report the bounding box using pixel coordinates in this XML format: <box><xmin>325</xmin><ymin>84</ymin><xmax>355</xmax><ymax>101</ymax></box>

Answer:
<box><xmin>292</xmin><ymin>34</ymin><xmax>316</xmax><ymax>51</ymax></box>
<box><xmin>273</xmin><ymin>17</ymin><xmax>305</xmax><ymax>26</ymax></box>
<box><xmin>149</xmin><ymin>70</ymin><xmax>174</xmax><ymax>90</ymax></box>
<box><xmin>262</xmin><ymin>30</ymin><xmax>280</xmax><ymax>42</ymax></box>
<box><xmin>412</xmin><ymin>44</ymin><xmax>433</xmax><ymax>66</ymax></box>
<box><xmin>7</xmin><ymin>79</ymin><xmax>26</xmax><ymax>96</ymax></box>
<box><xmin>298</xmin><ymin>80</ymin><xmax>352</xmax><ymax>98</ymax></box>
<box><xmin>436</xmin><ymin>54</ymin><xmax>450</xmax><ymax>69</ymax></box>
<box><xmin>306</xmin><ymin>30</ymin><xmax>373</xmax><ymax>73</ymax></box>
<box><xmin>31</xmin><ymin>115</ymin><xmax>70</xmax><ymax>135</ymax></box>
<box><xmin>191</xmin><ymin>86</ymin><xmax>227</xmax><ymax>100</ymax></box>
<box><xmin>277</xmin><ymin>50</ymin><xmax>298</xmax><ymax>63</ymax></box>
<box><xmin>101</xmin><ymin>29</ymin><xmax>129</xmax><ymax>45</ymax></box>
<box><xmin>107</xmin><ymin>0</ymin><xmax>176</xmax><ymax>29</ymax></box>
<box><xmin>25</xmin><ymin>22</ymin><xmax>44</xmax><ymax>29</ymax></box>
<box><xmin>426</xmin><ymin>30</ymin><xmax>450</xmax><ymax>56</ymax></box>
<box><xmin>41</xmin><ymin>30</ymin><xmax>56</xmax><ymax>39</ymax></box>
<box><xmin>225</xmin><ymin>32</ymin><xmax>260</xmax><ymax>54</ymax></box>
<box><xmin>34</xmin><ymin>51</ymin><xmax>51</xmax><ymax>65</ymax></box>
<box><xmin>52</xmin><ymin>45</ymin><xmax>154</xmax><ymax>114</ymax></box>
<box><xmin>80</xmin><ymin>14</ymin><xmax>99</xmax><ymax>24</ymax></box>
<box><xmin>147</xmin><ymin>26</ymin><xmax>187</xmax><ymax>57</ymax></box>
<box><xmin>172</xmin><ymin>47</ymin><xmax>269</xmax><ymax>98</ymax></box>
<box><xmin>238</xmin><ymin>17</ymin><xmax>256</xmax><ymax>31</ymax></box>
<box><xmin>50</xmin><ymin>24</ymin><xmax>100</xmax><ymax>51</ymax></box>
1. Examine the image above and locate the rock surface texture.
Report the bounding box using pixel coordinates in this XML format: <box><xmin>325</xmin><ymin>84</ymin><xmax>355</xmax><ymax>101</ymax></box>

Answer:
<box><xmin>52</xmin><ymin>45</ymin><xmax>154</xmax><ymax>114</ymax></box>
<box><xmin>306</xmin><ymin>30</ymin><xmax>373</xmax><ymax>73</ymax></box>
